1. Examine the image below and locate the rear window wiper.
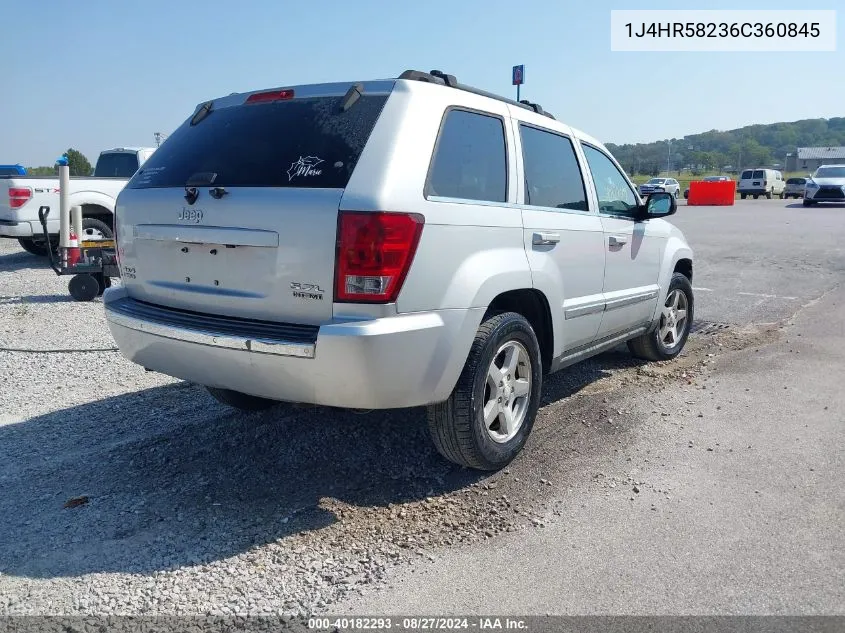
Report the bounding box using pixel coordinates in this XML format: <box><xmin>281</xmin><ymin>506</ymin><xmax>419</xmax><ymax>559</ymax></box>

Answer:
<box><xmin>190</xmin><ymin>100</ymin><xmax>214</xmax><ymax>126</ymax></box>
<box><xmin>340</xmin><ymin>83</ymin><xmax>364</xmax><ymax>112</ymax></box>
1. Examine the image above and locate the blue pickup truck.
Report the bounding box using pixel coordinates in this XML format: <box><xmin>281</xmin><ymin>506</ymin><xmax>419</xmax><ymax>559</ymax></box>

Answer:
<box><xmin>0</xmin><ymin>164</ymin><xmax>26</xmax><ymax>176</ymax></box>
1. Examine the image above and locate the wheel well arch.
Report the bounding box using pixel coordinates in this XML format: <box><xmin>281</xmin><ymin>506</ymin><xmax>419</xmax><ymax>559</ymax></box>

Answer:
<box><xmin>674</xmin><ymin>258</ymin><xmax>693</xmax><ymax>282</ymax></box>
<box><xmin>81</xmin><ymin>204</ymin><xmax>113</xmax><ymax>228</ymax></box>
<box><xmin>485</xmin><ymin>289</ymin><xmax>553</xmax><ymax>374</ymax></box>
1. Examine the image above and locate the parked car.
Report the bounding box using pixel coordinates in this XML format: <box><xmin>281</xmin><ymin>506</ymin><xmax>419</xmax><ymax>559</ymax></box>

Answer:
<box><xmin>783</xmin><ymin>177</ymin><xmax>809</xmax><ymax>199</ymax></box>
<box><xmin>683</xmin><ymin>175</ymin><xmax>729</xmax><ymax>199</ymax></box>
<box><xmin>737</xmin><ymin>168</ymin><xmax>785</xmax><ymax>199</ymax></box>
<box><xmin>0</xmin><ymin>147</ymin><xmax>155</xmax><ymax>255</ymax></box>
<box><xmin>0</xmin><ymin>164</ymin><xmax>26</xmax><ymax>177</ymax></box>
<box><xmin>639</xmin><ymin>177</ymin><xmax>681</xmax><ymax>199</ymax></box>
<box><xmin>803</xmin><ymin>165</ymin><xmax>845</xmax><ymax>206</ymax></box>
<box><xmin>104</xmin><ymin>69</ymin><xmax>694</xmax><ymax>471</ymax></box>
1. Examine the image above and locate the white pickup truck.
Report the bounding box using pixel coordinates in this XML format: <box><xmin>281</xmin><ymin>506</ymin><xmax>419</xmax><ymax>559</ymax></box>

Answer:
<box><xmin>0</xmin><ymin>146</ymin><xmax>155</xmax><ymax>255</ymax></box>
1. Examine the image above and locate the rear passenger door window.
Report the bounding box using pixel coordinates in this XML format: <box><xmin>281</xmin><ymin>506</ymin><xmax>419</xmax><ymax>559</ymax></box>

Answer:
<box><xmin>426</xmin><ymin>109</ymin><xmax>507</xmax><ymax>203</ymax></box>
<box><xmin>580</xmin><ymin>144</ymin><xmax>639</xmax><ymax>216</ymax></box>
<box><xmin>519</xmin><ymin>125</ymin><xmax>588</xmax><ymax>211</ymax></box>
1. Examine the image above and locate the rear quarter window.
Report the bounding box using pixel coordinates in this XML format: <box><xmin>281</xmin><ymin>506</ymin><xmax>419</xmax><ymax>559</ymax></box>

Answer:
<box><xmin>128</xmin><ymin>94</ymin><xmax>388</xmax><ymax>189</ymax></box>
<box><xmin>425</xmin><ymin>109</ymin><xmax>507</xmax><ymax>203</ymax></box>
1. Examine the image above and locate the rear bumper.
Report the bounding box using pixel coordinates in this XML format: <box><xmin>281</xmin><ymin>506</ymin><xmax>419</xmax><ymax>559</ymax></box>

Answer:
<box><xmin>104</xmin><ymin>288</ymin><xmax>483</xmax><ymax>410</ymax></box>
<box><xmin>0</xmin><ymin>217</ymin><xmax>59</xmax><ymax>238</ymax></box>
<box><xmin>738</xmin><ymin>188</ymin><xmax>769</xmax><ymax>195</ymax></box>
<box><xmin>0</xmin><ymin>219</ymin><xmax>35</xmax><ymax>237</ymax></box>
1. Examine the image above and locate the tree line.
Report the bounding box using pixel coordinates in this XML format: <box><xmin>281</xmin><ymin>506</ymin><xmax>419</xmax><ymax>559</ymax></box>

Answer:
<box><xmin>606</xmin><ymin>117</ymin><xmax>845</xmax><ymax>176</ymax></box>
<box><xmin>22</xmin><ymin>118</ymin><xmax>845</xmax><ymax>180</ymax></box>
<box><xmin>25</xmin><ymin>148</ymin><xmax>92</xmax><ymax>177</ymax></box>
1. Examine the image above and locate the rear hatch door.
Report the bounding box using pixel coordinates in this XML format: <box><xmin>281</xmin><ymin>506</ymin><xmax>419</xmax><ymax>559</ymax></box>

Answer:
<box><xmin>116</xmin><ymin>84</ymin><xmax>391</xmax><ymax>325</ymax></box>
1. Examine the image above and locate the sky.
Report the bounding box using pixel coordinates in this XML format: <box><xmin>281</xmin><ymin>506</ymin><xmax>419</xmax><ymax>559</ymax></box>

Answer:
<box><xmin>1</xmin><ymin>0</ymin><xmax>842</xmax><ymax>166</ymax></box>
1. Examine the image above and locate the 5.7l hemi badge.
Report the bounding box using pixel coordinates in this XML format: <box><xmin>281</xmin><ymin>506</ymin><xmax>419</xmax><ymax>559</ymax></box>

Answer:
<box><xmin>291</xmin><ymin>282</ymin><xmax>324</xmax><ymax>300</ymax></box>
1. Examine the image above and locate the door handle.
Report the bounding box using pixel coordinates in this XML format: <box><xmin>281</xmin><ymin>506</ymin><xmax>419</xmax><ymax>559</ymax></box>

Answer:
<box><xmin>608</xmin><ymin>235</ymin><xmax>628</xmax><ymax>247</ymax></box>
<box><xmin>533</xmin><ymin>232</ymin><xmax>561</xmax><ymax>245</ymax></box>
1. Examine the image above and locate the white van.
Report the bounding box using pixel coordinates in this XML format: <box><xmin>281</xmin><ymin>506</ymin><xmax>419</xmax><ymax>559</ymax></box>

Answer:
<box><xmin>737</xmin><ymin>168</ymin><xmax>785</xmax><ymax>199</ymax></box>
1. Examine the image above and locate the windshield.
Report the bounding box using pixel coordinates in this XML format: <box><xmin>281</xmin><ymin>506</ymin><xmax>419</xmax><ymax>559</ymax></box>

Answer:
<box><xmin>786</xmin><ymin>178</ymin><xmax>806</xmax><ymax>184</ymax></box>
<box><xmin>128</xmin><ymin>94</ymin><xmax>388</xmax><ymax>189</ymax></box>
<box><xmin>813</xmin><ymin>166</ymin><xmax>845</xmax><ymax>179</ymax></box>
<box><xmin>646</xmin><ymin>178</ymin><xmax>665</xmax><ymax>184</ymax></box>
<box><xmin>703</xmin><ymin>176</ymin><xmax>725</xmax><ymax>181</ymax></box>
<box><xmin>94</xmin><ymin>152</ymin><xmax>140</xmax><ymax>178</ymax></box>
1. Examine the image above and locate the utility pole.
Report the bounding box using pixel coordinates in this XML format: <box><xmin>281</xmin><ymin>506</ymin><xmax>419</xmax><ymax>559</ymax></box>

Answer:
<box><xmin>666</xmin><ymin>140</ymin><xmax>672</xmax><ymax>175</ymax></box>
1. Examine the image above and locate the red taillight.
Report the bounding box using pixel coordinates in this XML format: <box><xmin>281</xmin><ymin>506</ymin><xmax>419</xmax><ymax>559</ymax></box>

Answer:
<box><xmin>9</xmin><ymin>187</ymin><xmax>32</xmax><ymax>209</ymax></box>
<box><xmin>246</xmin><ymin>89</ymin><xmax>295</xmax><ymax>104</ymax></box>
<box><xmin>335</xmin><ymin>212</ymin><xmax>424</xmax><ymax>303</ymax></box>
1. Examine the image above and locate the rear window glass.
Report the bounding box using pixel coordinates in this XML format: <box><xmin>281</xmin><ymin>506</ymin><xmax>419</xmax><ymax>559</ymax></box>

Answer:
<box><xmin>752</xmin><ymin>170</ymin><xmax>765</xmax><ymax>178</ymax></box>
<box><xmin>786</xmin><ymin>178</ymin><xmax>805</xmax><ymax>184</ymax></box>
<box><xmin>425</xmin><ymin>109</ymin><xmax>507</xmax><ymax>203</ymax></box>
<box><xmin>740</xmin><ymin>170</ymin><xmax>752</xmax><ymax>179</ymax></box>
<box><xmin>94</xmin><ymin>153</ymin><xmax>140</xmax><ymax>178</ymax></box>
<box><xmin>128</xmin><ymin>95</ymin><xmax>388</xmax><ymax>189</ymax></box>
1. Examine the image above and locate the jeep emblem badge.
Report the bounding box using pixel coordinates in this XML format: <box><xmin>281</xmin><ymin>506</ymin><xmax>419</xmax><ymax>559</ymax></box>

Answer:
<box><xmin>178</xmin><ymin>207</ymin><xmax>203</xmax><ymax>223</ymax></box>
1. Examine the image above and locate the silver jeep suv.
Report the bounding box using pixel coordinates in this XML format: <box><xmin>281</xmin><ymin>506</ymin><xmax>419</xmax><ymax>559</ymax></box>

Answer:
<box><xmin>104</xmin><ymin>69</ymin><xmax>694</xmax><ymax>471</ymax></box>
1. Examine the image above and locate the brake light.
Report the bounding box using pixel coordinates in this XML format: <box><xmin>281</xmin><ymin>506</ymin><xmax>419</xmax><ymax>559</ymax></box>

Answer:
<box><xmin>335</xmin><ymin>212</ymin><xmax>424</xmax><ymax>303</ymax></box>
<box><xmin>9</xmin><ymin>187</ymin><xmax>32</xmax><ymax>209</ymax></box>
<box><xmin>246</xmin><ymin>89</ymin><xmax>295</xmax><ymax>104</ymax></box>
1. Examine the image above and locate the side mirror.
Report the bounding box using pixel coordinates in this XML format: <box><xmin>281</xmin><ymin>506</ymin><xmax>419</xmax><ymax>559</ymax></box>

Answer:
<box><xmin>637</xmin><ymin>191</ymin><xmax>676</xmax><ymax>221</ymax></box>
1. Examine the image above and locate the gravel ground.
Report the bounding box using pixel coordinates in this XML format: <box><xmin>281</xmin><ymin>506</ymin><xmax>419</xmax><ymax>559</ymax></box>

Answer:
<box><xmin>0</xmin><ymin>237</ymin><xmax>778</xmax><ymax>616</ymax></box>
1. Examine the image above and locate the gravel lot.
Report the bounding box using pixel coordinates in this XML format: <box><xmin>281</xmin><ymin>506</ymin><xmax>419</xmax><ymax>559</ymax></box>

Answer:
<box><xmin>0</xmin><ymin>201</ymin><xmax>841</xmax><ymax>617</ymax></box>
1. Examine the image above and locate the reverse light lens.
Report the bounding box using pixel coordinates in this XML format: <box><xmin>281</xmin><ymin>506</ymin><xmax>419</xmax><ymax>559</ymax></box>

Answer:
<box><xmin>8</xmin><ymin>187</ymin><xmax>32</xmax><ymax>209</ymax></box>
<box><xmin>335</xmin><ymin>212</ymin><xmax>424</xmax><ymax>303</ymax></box>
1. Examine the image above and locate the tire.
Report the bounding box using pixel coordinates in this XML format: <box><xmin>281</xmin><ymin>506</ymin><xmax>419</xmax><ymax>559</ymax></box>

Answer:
<box><xmin>740</xmin><ymin>193</ymin><xmax>747</xmax><ymax>200</ymax></box>
<box><xmin>628</xmin><ymin>273</ymin><xmax>694</xmax><ymax>362</ymax></box>
<box><xmin>766</xmin><ymin>191</ymin><xmax>773</xmax><ymax>200</ymax></box>
<box><xmin>427</xmin><ymin>311</ymin><xmax>543</xmax><ymax>471</ymax></box>
<box><xmin>779</xmin><ymin>192</ymin><xmax>784</xmax><ymax>199</ymax></box>
<box><xmin>94</xmin><ymin>273</ymin><xmax>111</xmax><ymax>296</ymax></box>
<box><xmin>81</xmin><ymin>217</ymin><xmax>113</xmax><ymax>239</ymax></box>
<box><xmin>206</xmin><ymin>387</ymin><xmax>280</xmax><ymax>411</ymax></box>
<box><xmin>68</xmin><ymin>274</ymin><xmax>100</xmax><ymax>302</ymax></box>
<box><xmin>17</xmin><ymin>236</ymin><xmax>58</xmax><ymax>257</ymax></box>
<box><xmin>753</xmin><ymin>195</ymin><xmax>759</xmax><ymax>199</ymax></box>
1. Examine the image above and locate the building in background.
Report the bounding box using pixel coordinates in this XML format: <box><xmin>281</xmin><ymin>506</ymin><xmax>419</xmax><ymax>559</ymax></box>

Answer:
<box><xmin>786</xmin><ymin>147</ymin><xmax>845</xmax><ymax>173</ymax></box>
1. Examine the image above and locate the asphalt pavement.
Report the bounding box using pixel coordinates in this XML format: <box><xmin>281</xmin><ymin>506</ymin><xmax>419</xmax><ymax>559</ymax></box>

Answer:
<box><xmin>334</xmin><ymin>199</ymin><xmax>845</xmax><ymax>615</ymax></box>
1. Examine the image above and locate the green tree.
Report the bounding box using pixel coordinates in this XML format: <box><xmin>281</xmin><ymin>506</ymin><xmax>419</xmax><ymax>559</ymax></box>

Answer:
<box><xmin>26</xmin><ymin>166</ymin><xmax>56</xmax><ymax>176</ymax></box>
<box><xmin>64</xmin><ymin>148</ymin><xmax>92</xmax><ymax>176</ymax></box>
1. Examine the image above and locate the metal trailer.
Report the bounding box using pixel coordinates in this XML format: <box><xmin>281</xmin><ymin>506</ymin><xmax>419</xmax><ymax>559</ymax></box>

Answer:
<box><xmin>36</xmin><ymin>160</ymin><xmax>120</xmax><ymax>301</ymax></box>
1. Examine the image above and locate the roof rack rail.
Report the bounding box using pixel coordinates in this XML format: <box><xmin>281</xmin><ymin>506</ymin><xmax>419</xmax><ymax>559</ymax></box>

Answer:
<box><xmin>397</xmin><ymin>69</ymin><xmax>555</xmax><ymax>120</ymax></box>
